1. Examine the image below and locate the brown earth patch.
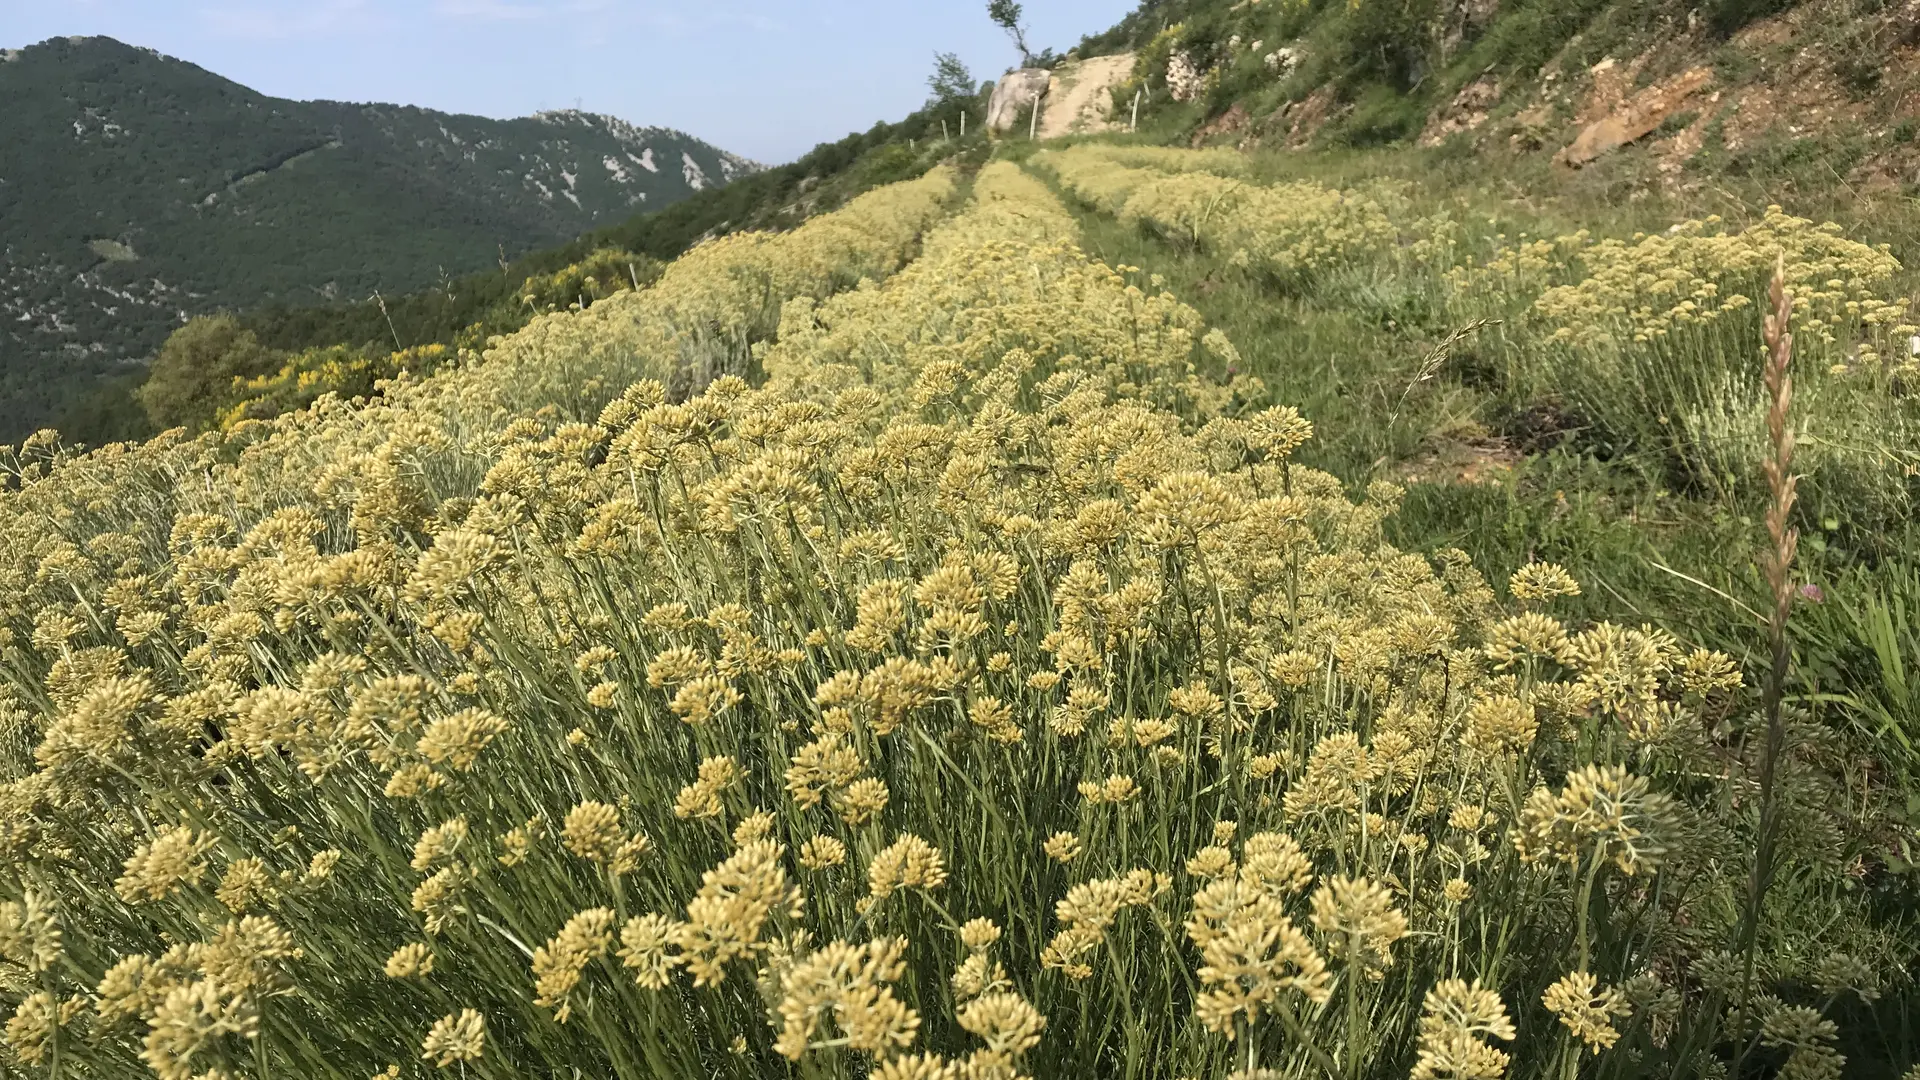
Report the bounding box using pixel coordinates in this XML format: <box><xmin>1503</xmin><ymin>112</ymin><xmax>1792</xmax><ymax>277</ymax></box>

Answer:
<box><xmin>1398</xmin><ymin>438</ymin><xmax>1523</xmax><ymax>486</ymax></box>
<box><xmin>1038</xmin><ymin>54</ymin><xmax>1136</xmax><ymax>140</ymax></box>
<box><xmin>1557</xmin><ymin>65</ymin><xmax>1715</xmax><ymax>166</ymax></box>
<box><xmin>1717</xmin><ymin>67</ymin><xmax>1865</xmax><ymax>155</ymax></box>
<box><xmin>1191</xmin><ymin>102</ymin><xmax>1252</xmax><ymax>147</ymax></box>
<box><xmin>1420</xmin><ymin>74</ymin><xmax>1503</xmax><ymax>146</ymax></box>
<box><xmin>1265</xmin><ymin>86</ymin><xmax>1343</xmax><ymax>148</ymax></box>
<box><xmin>1650</xmin><ymin>93</ymin><xmax>1723</xmax><ymax>175</ymax></box>
<box><xmin>1576</xmin><ymin>55</ymin><xmax>1646</xmax><ymax>122</ymax></box>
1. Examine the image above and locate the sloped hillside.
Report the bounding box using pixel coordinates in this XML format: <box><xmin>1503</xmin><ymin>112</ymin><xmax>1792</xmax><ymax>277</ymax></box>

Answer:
<box><xmin>1079</xmin><ymin>0</ymin><xmax>1920</xmax><ymax>192</ymax></box>
<box><xmin>0</xmin><ymin>35</ymin><xmax>756</xmax><ymax>438</ymax></box>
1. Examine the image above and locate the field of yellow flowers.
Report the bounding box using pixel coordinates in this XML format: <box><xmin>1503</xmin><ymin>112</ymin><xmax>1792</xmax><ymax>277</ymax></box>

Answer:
<box><xmin>0</xmin><ymin>151</ymin><xmax>1913</xmax><ymax>1079</ymax></box>
<box><xmin>1041</xmin><ymin>143</ymin><xmax>1920</xmax><ymax>533</ymax></box>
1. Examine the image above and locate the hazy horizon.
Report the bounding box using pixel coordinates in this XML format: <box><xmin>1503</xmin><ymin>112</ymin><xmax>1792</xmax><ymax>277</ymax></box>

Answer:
<box><xmin>1</xmin><ymin>1</ymin><xmax>1141</xmax><ymax>164</ymax></box>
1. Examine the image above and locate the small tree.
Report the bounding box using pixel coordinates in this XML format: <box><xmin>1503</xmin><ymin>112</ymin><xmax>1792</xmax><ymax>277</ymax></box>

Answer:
<box><xmin>987</xmin><ymin>0</ymin><xmax>1032</xmax><ymax>65</ymax></box>
<box><xmin>926</xmin><ymin>52</ymin><xmax>975</xmax><ymax>107</ymax></box>
<box><xmin>137</xmin><ymin>314</ymin><xmax>278</xmax><ymax>431</ymax></box>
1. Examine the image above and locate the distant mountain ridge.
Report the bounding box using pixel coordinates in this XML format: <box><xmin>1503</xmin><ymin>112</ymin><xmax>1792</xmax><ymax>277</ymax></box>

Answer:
<box><xmin>0</xmin><ymin>35</ymin><xmax>757</xmax><ymax>438</ymax></box>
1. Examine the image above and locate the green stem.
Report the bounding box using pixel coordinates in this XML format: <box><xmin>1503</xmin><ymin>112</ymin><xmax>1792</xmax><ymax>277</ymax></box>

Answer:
<box><xmin>1575</xmin><ymin>846</ymin><xmax>1605</xmax><ymax>972</ymax></box>
<box><xmin>1345</xmin><ymin>963</ymin><xmax>1364</xmax><ymax>1080</ymax></box>
<box><xmin>1270</xmin><ymin>996</ymin><xmax>1339</xmax><ymax>1077</ymax></box>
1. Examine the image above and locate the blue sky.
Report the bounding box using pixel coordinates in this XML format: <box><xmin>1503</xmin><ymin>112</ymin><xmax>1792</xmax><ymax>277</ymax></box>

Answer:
<box><xmin>4</xmin><ymin>1</ymin><xmax>1142</xmax><ymax>163</ymax></box>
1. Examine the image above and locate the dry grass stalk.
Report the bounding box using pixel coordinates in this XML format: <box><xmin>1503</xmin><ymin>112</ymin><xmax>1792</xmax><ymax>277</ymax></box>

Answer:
<box><xmin>1735</xmin><ymin>254</ymin><xmax>1799</xmax><ymax>1063</ymax></box>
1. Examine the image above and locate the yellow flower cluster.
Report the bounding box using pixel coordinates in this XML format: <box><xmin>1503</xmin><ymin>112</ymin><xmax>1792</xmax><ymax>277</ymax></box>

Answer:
<box><xmin>219</xmin><ymin>343</ymin><xmax>450</xmax><ymax>430</ymax></box>
<box><xmin>1451</xmin><ymin>208</ymin><xmax>1912</xmax><ymax>370</ymax></box>
<box><xmin>1038</xmin><ymin>144</ymin><xmax>1406</xmax><ymax>281</ymax></box>
<box><xmin>761</xmin><ymin>161</ymin><xmax>1263</xmax><ymax>416</ymax></box>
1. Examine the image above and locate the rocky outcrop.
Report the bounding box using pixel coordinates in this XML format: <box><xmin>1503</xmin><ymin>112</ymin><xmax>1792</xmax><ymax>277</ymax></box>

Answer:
<box><xmin>1037</xmin><ymin>54</ymin><xmax>1136</xmax><ymax>139</ymax></box>
<box><xmin>1420</xmin><ymin>74</ymin><xmax>1502</xmax><ymax>147</ymax></box>
<box><xmin>987</xmin><ymin>69</ymin><xmax>1052</xmax><ymax>133</ymax></box>
<box><xmin>1264</xmin><ymin>86</ymin><xmax>1343</xmax><ymax>148</ymax></box>
<box><xmin>1556</xmin><ymin>65</ymin><xmax>1713</xmax><ymax>167</ymax></box>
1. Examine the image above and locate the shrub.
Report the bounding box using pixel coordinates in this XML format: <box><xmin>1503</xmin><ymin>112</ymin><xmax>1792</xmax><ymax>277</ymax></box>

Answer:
<box><xmin>137</xmin><ymin>315</ymin><xmax>281</xmax><ymax>432</ymax></box>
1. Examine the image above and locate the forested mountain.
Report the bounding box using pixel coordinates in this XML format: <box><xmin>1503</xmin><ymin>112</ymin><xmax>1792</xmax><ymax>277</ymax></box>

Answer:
<box><xmin>0</xmin><ymin>35</ymin><xmax>756</xmax><ymax>439</ymax></box>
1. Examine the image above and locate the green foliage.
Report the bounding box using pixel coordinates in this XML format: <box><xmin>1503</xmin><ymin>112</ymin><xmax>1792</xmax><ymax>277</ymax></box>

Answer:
<box><xmin>927</xmin><ymin>52</ymin><xmax>976</xmax><ymax>107</ymax></box>
<box><xmin>856</xmin><ymin>144</ymin><xmax>924</xmax><ymax>187</ymax></box>
<box><xmin>1327</xmin><ymin>83</ymin><xmax>1429</xmax><ymax>146</ymax></box>
<box><xmin>135</xmin><ymin>315</ymin><xmax>279</xmax><ymax>431</ymax></box>
<box><xmin>1449</xmin><ymin>0</ymin><xmax>1623</xmax><ymax>80</ymax></box>
<box><xmin>48</xmin><ymin>372</ymin><xmax>156</xmax><ymax>449</ymax></box>
<box><xmin>1655</xmin><ymin>110</ymin><xmax>1700</xmax><ymax>138</ymax></box>
<box><xmin>1707</xmin><ymin>127</ymin><xmax>1873</xmax><ymax>195</ymax></box>
<box><xmin>1114</xmin><ymin>23</ymin><xmax>1186</xmax><ymax>107</ymax></box>
<box><xmin>1702</xmin><ymin>0</ymin><xmax>1799</xmax><ymax>37</ymax></box>
<box><xmin>988</xmin><ymin>0</ymin><xmax>1032</xmax><ymax>61</ymax></box>
<box><xmin>1334</xmin><ymin>0</ymin><xmax>1442</xmax><ymax>90</ymax></box>
<box><xmin>1795</xmin><ymin>564</ymin><xmax>1920</xmax><ymax>779</ymax></box>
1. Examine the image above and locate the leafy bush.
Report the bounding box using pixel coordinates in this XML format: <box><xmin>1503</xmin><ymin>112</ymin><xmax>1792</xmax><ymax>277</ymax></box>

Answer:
<box><xmin>516</xmin><ymin>248</ymin><xmax>662</xmax><ymax>314</ymax></box>
<box><xmin>1333</xmin><ymin>0</ymin><xmax>1441</xmax><ymax>90</ymax></box>
<box><xmin>859</xmin><ymin>144</ymin><xmax>925</xmax><ymax>187</ymax></box>
<box><xmin>136</xmin><ymin>316</ymin><xmax>281</xmax><ymax>432</ymax></box>
<box><xmin>216</xmin><ymin>343</ymin><xmax>445</xmax><ymax>429</ymax></box>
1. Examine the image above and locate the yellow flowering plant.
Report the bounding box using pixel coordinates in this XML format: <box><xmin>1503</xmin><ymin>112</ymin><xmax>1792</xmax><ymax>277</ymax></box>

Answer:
<box><xmin>1447</xmin><ymin>205</ymin><xmax>1920</xmax><ymax>516</ymax></box>
<box><xmin>0</xmin><ymin>152</ymin><xmax>1905</xmax><ymax>1080</ymax></box>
